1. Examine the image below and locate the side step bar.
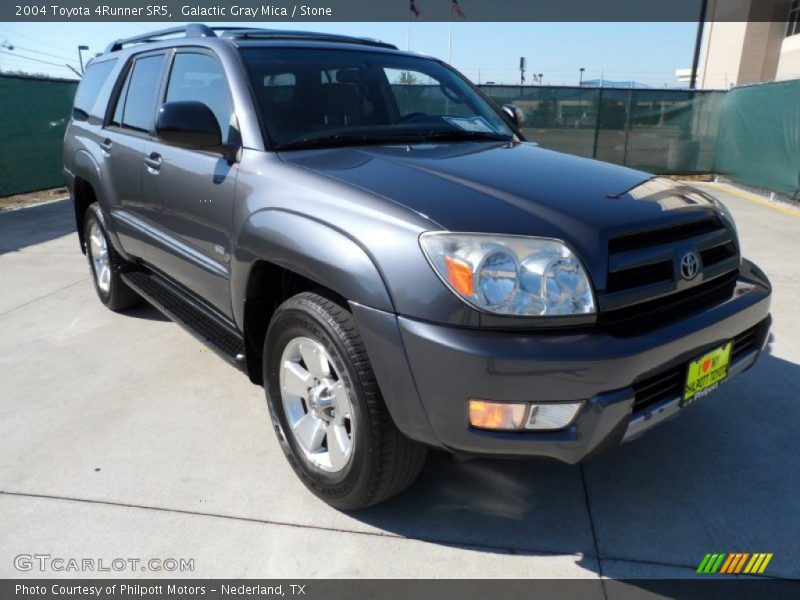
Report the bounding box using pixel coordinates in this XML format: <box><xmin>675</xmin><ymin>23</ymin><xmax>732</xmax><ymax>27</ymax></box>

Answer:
<box><xmin>121</xmin><ymin>269</ymin><xmax>246</xmax><ymax>373</ymax></box>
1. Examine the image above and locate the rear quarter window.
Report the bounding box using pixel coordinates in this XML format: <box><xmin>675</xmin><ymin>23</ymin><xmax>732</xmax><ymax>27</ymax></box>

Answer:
<box><xmin>72</xmin><ymin>59</ymin><xmax>118</xmax><ymax>120</ymax></box>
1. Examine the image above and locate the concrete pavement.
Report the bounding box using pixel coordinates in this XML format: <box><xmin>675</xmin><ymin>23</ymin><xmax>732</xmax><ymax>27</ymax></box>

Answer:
<box><xmin>0</xmin><ymin>184</ymin><xmax>798</xmax><ymax>586</ymax></box>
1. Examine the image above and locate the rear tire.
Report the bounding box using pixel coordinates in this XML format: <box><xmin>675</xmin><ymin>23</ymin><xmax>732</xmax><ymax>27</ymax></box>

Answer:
<box><xmin>264</xmin><ymin>292</ymin><xmax>427</xmax><ymax>510</ymax></box>
<box><xmin>84</xmin><ymin>204</ymin><xmax>140</xmax><ymax>312</ymax></box>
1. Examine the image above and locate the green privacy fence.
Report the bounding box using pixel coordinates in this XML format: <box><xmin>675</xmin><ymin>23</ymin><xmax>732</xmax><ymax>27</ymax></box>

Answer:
<box><xmin>0</xmin><ymin>74</ymin><xmax>798</xmax><ymax>199</ymax></box>
<box><xmin>0</xmin><ymin>74</ymin><xmax>78</xmax><ymax>197</ymax></box>
<box><xmin>714</xmin><ymin>79</ymin><xmax>800</xmax><ymax>198</ymax></box>
<box><xmin>479</xmin><ymin>85</ymin><xmax>726</xmax><ymax>175</ymax></box>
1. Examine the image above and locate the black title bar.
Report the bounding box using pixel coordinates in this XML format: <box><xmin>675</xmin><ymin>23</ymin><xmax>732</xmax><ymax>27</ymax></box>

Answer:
<box><xmin>5</xmin><ymin>579</ymin><xmax>800</xmax><ymax>600</ymax></box>
<box><xmin>2</xmin><ymin>0</ymin><xmax>793</xmax><ymax>22</ymax></box>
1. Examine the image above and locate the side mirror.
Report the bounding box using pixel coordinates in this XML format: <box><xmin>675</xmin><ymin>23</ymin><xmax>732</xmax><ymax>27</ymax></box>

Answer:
<box><xmin>156</xmin><ymin>101</ymin><xmax>222</xmax><ymax>150</ymax></box>
<box><xmin>502</xmin><ymin>103</ymin><xmax>525</xmax><ymax>128</ymax></box>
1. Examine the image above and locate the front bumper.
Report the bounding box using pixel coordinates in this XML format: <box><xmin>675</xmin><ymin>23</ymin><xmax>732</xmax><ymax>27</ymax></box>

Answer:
<box><xmin>387</xmin><ymin>260</ymin><xmax>771</xmax><ymax>463</ymax></box>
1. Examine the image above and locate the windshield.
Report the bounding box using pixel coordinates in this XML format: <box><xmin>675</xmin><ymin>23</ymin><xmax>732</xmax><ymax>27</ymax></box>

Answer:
<box><xmin>239</xmin><ymin>47</ymin><xmax>516</xmax><ymax>150</ymax></box>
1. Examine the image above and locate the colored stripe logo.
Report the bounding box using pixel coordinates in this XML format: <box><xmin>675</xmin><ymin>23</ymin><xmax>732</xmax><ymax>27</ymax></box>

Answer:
<box><xmin>697</xmin><ymin>553</ymin><xmax>773</xmax><ymax>574</ymax></box>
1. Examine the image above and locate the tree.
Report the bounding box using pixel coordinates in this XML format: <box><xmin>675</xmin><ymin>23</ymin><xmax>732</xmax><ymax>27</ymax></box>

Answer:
<box><xmin>398</xmin><ymin>71</ymin><xmax>420</xmax><ymax>85</ymax></box>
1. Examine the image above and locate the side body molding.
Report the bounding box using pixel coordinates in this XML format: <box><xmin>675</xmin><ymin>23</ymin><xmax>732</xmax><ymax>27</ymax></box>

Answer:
<box><xmin>230</xmin><ymin>208</ymin><xmax>394</xmax><ymax>329</ymax></box>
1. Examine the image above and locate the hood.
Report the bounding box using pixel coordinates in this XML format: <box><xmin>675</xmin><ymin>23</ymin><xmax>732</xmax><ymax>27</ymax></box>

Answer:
<box><xmin>278</xmin><ymin>142</ymin><xmax>721</xmax><ymax>270</ymax></box>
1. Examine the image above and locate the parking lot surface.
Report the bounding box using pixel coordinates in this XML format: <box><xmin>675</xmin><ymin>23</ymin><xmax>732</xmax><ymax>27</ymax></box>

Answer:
<box><xmin>0</xmin><ymin>184</ymin><xmax>798</xmax><ymax>588</ymax></box>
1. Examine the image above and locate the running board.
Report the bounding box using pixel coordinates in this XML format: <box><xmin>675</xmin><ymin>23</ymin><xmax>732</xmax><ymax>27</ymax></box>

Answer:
<box><xmin>121</xmin><ymin>269</ymin><xmax>246</xmax><ymax>373</ymax></box>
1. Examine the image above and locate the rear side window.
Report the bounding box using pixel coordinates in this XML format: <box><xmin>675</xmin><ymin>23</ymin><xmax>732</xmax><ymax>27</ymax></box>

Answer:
<box><xmin>73</xmin><ymin>59</ymin><xmax>117</xmax><ymax>120</ymax></box>
<box><xmin>165</xmin><ymin>52</ymin><xmax>234</xmax><ymax>144</ymax></box>
<box><xmin>111</xmin><ymin>54</ymin><xmax>166</xmax><ymax>133</ymax></box>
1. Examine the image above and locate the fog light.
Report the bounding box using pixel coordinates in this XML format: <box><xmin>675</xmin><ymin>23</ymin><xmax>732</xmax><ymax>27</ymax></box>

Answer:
<box><xmin>526</xmin><ymin>402</ymin><xmax>583</xmax><ymax>430</ymax></box>
<box><xmin>468</xmin><ymin>400</ymin><xmax>527</xmax><ymax>430</ymax></box>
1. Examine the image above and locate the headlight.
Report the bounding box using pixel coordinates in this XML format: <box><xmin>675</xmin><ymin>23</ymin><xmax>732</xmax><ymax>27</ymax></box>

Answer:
<box><xmin>420</xmin><ymin>233</ymin><xmax>595</xmax><ymax>316</ymax></box>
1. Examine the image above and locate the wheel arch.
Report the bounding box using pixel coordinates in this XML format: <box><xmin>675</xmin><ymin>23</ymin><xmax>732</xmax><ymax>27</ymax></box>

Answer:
<box><xmin>233</xmin><ymin>209</ymin><xmax>394</xmax><ymax>384</ymax></box>
<box><xmin>70</xmin><ymin>150</ymin><xmax>106</xmax><ymax>253</ymax></box>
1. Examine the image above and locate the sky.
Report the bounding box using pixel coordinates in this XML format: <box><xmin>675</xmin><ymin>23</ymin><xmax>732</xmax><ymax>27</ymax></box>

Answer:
<box><xmin>0</xmin><ymin>21</ymin><xmax>698</xmax><ymax>86</ymax></box>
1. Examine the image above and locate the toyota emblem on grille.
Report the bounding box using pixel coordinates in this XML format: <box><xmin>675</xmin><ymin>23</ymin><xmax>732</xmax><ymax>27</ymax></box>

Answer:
<box><xmin>680</xmin><ymin>252</ymin><xmax>701</xmax><ymax>280</ymax></box>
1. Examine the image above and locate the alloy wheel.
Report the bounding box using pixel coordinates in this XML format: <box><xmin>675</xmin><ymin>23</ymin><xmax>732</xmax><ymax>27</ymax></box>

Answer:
<box><xmin>279</xmin><ymin>337</ymin><xmax>354</xmax><ymax>473</ymax></box>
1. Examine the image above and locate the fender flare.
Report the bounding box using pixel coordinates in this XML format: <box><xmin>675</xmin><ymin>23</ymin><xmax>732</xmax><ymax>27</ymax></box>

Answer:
<box><xmin>70</xmin><ymin>149</ymin><xmax>127</xmax><ymax>256</ymax></box>
<box><xmin>231</xmin><ymin>209</ymin><xmax>440</xmax><ymax>446</ymax></box>
<box><xmin>231</xmin><ymin>208</ymin><xmax>394</xmax><ymax>327</ymax></box>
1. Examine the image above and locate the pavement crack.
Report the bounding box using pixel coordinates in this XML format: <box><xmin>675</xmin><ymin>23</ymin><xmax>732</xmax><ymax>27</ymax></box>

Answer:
<box><xmin>0</xmin><ymin>278</ymin><xmax>87</xmax><ymax>318</ymax></box>
<box><xmin>580</xmin><ymin>464</ymin><xmax>608</xmax><ymax>597</ymax></box>
<box><xmin>0</xmin><ymin>490</ymin><xmax>585</xmax><ymax>560</ymax></box>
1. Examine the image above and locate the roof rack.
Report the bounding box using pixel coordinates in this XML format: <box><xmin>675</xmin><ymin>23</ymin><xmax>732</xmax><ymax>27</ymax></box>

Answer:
<box><xmin>104</xmin><ymin>23</ymin><xmax>225</xmax><ymax>53</ymax></box>
<box><xmin>103</xmin><ymin>24</ymin><xmax>397</xmax><ymax>54</ymax></box>
<box><xmin>219</xmin><ymin>29</ymin><xmax>397</xmax><ymax>50</ymax></box>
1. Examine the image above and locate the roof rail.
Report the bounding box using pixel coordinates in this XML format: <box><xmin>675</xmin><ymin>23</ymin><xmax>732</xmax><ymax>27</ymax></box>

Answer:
<box><xmin>104</xmin><ymin>23</ymin><xmax>217</xmax><ymax>53</ymax></box>
<box><xmin>219</xmin><ymin>29</ymin><xmax>397</xmax><ymax>50</ymax></box>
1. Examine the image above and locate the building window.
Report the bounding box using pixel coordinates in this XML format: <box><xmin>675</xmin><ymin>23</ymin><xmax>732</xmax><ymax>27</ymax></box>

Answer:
<box><xmin>788</xmin><ymin>0</ymin><xmax>800</xmax><ymax>37</ymax></box>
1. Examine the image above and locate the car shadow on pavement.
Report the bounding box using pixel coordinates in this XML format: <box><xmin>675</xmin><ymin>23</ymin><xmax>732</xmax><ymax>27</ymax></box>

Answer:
<box><xmin>0</xmin><ymin>200</ymin><xmax>74</xmax><ymax>254</ymax></box>
<box><xmin>351</xmin><ymin>348</ymin><xmax>800</xmax><ymax>580</ymax></box>
<box><xmin>123</xmin><ymin>302</ymin><xmax>171</xmax><ymax>322</ymax></box>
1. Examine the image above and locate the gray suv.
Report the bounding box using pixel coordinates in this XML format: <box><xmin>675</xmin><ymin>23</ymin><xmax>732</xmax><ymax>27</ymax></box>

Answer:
<box><xmin>64</xmin><ymin>25</ymin><xmax>772</xmax><ymax>509</ymax></box>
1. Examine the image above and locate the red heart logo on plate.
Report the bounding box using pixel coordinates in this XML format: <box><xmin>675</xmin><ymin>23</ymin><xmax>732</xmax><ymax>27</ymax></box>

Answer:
<box><xmin>702</xmin><ymin>358</ymin><xmax>712</xmax><ymax>372</ymax></box>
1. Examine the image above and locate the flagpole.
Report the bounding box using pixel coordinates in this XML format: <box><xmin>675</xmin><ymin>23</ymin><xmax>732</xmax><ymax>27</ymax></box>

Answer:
<box><xmin>407</xmin><ymin>12</ymin><xmax>411</xmax><ymax>51</ymax></box>
<box><xmin>448</xmin><ymin>11</ymin><xmax>453</xmax><ymax>64</ymax></box>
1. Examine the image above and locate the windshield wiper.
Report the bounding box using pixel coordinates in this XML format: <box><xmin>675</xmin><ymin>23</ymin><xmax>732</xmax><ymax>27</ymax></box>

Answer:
<box><xmin>276</xmin><ymin>129</ymin><xmax>513</xmax><ymax>151</ymax></box>
<box><xmin>276</xmin><ymin>133</ymin><xmax>418</xmax><ymax>151</ymax></box>
<box><xmin>416</xmin><ymin>130</ymin><xmax>513</xmax><ymax>143</ymax></box>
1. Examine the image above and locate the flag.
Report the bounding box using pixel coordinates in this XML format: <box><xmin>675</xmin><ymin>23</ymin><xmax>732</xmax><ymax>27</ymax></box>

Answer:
<box><xmin>451</xmin><ymin>0</ymin><xmax>465</xmax><ymax>18</ymax></box>
<box><xmin>410</xmin><ymin>0</ymin><xmax>420</xmax><ymax>17</ymax></box>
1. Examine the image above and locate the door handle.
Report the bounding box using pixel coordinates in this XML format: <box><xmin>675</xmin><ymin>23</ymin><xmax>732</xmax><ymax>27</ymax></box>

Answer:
<box><xmin>144</xmin><ymin>152</ymin><xmax>162</xmax><ymax>172</ymax></box>
<box><xmin>99</xmin><ymin>139</ymin><xmax>112</xmax><ymax>154</ymax></box>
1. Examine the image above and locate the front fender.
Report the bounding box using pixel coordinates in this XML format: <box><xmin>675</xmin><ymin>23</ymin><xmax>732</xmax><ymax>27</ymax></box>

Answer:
<box><xmin>230</xmin><ymin>209</ymin><xmax>394</xmax><ymax>328</ymax></box>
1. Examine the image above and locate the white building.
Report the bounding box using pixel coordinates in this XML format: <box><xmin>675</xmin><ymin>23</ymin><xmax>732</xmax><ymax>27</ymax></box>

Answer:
<box><xmin>688</xmin><ymin>0</ymin><xmax>800</xmax><ymax>88</ymax></box>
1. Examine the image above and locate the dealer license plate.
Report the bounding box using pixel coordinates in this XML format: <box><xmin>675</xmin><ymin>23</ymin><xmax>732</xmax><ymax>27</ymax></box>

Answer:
<box><xmin>683</xmin><ymin>342</ymin><xmax>733</xmax><ymax>404</ymax></box>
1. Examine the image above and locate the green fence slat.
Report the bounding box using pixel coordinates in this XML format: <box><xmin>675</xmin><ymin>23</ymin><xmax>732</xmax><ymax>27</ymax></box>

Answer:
<box><xmin>0</xmin><ymin>74</ymin><xmax>78</xmax><ymax>197</ymax></box>
<box><xmin>479</xmin><ymin>84</ymin><xmax>726</xmax><ymax>175</ymax></box>
<box><xmin>715</xmin><ymin>79</ymin><xmax>800</xmax><ymax>197</ymax></box>
<box><xmin>1</xmin><ymin>75</ymin><xmax>798</xmax><ymax>199</ymax></box>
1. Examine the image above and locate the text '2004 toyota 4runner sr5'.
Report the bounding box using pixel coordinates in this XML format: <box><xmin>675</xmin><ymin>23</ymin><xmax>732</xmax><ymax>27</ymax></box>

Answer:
<box><xmin>64</xmin><ymin>25</ymin><xmax>772</xmax><ymax>509</ymax></box>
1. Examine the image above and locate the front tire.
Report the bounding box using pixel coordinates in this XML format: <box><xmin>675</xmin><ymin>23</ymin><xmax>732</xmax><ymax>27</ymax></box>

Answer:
<box><xmin>264</xmin><ymin>292</ymin><xmax>427</xmax><ymax>510</ymax></box>
<box><xmin>84</xmin><ymin>204</ymin><xmax>140</xmax><ymax>311</ymax></box>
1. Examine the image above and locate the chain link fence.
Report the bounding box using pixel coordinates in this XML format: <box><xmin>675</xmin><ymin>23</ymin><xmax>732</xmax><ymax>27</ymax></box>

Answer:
<box><xmin>479</xmin><ymin>85</ymin><xmax>726</xmax><ymax>175</ymax></box>
<box><xmin>0</xmin><ymin>74</ymin><xmax>797</xmax><ymax>200</ymax></box>
<box><xmin>0</xmin><ymin>74</ymin><xmax>78</xmax><ymax>198</ymax></box>
<box><xmin>715</xmin><ymin>79</ymin><xmax>800</xmax><ymax>199</ymax></box>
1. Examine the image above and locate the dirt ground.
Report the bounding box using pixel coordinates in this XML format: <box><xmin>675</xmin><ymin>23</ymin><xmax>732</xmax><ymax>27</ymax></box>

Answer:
<box><xmin>0</xmin><ymin>187</ymin><xmax>69</xmax><ymax>212</ymax></box>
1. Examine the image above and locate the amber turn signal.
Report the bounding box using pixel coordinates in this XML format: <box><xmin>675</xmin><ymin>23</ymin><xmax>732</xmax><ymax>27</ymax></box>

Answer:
<box><xmin>468</xmin><ymin>400</ymin><xmax>527</xmax><ymax>430</ymax></box>
<box><xmin>445</xmin><ymin>255</ymin><xmax>474</xmax><ymax>297</ymax></box>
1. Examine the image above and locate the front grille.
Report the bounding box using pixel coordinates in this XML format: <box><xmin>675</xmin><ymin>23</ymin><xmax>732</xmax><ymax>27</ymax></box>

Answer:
<box><xmin>606</xmin><ymin>261</ymin><xmax>673</xmax><ymax>293</ymax></box>
<box><xmin>600</xmin><ymin>271</ymin><xmax>738</xmax><ymax>334</ymax></box>
<box><xmin>601</xmin><ymin>215</ymin><xmax>739</xmax><ymax>332</ymax></box>
<box><xmin>632</xmin><ymin>366</ymin><xmax>684</xmax><ymax>412</ymax></box>
<box><xmin>609</xmin><ymin>217</ymin><xmax>724</xmax><ymax>253</ymax></box>
<box><xmin>631</xmin><ymin>318</ymin><xmax>769</xmax><ymax>413</ymax></box>
<box><xmin>731</xmin><ymin>321</ymin><xmax>765</xmax><ymax>361</ymax></box>
<box><xmin>701</xmin><ymin>241</ymin><xmax>738</xmax><ymax>268</ymax></box>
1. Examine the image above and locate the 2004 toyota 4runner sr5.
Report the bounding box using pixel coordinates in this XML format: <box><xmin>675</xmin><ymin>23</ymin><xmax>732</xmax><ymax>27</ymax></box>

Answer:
<box><xmin>64</xmin><ymin>25</ymin><xmax>772</xmax><ymax>509</ymax></box>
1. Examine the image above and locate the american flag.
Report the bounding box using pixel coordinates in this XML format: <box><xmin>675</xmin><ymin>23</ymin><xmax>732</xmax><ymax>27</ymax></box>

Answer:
<box><xmin>410</xmin><ymin>0</ymin><xmax>420</xmax><ymax>17</ymax></box>
<box><xmin>451</xmin><ymin>0</ymin><xmax>466</xmax><ymax>18</ymax></box>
